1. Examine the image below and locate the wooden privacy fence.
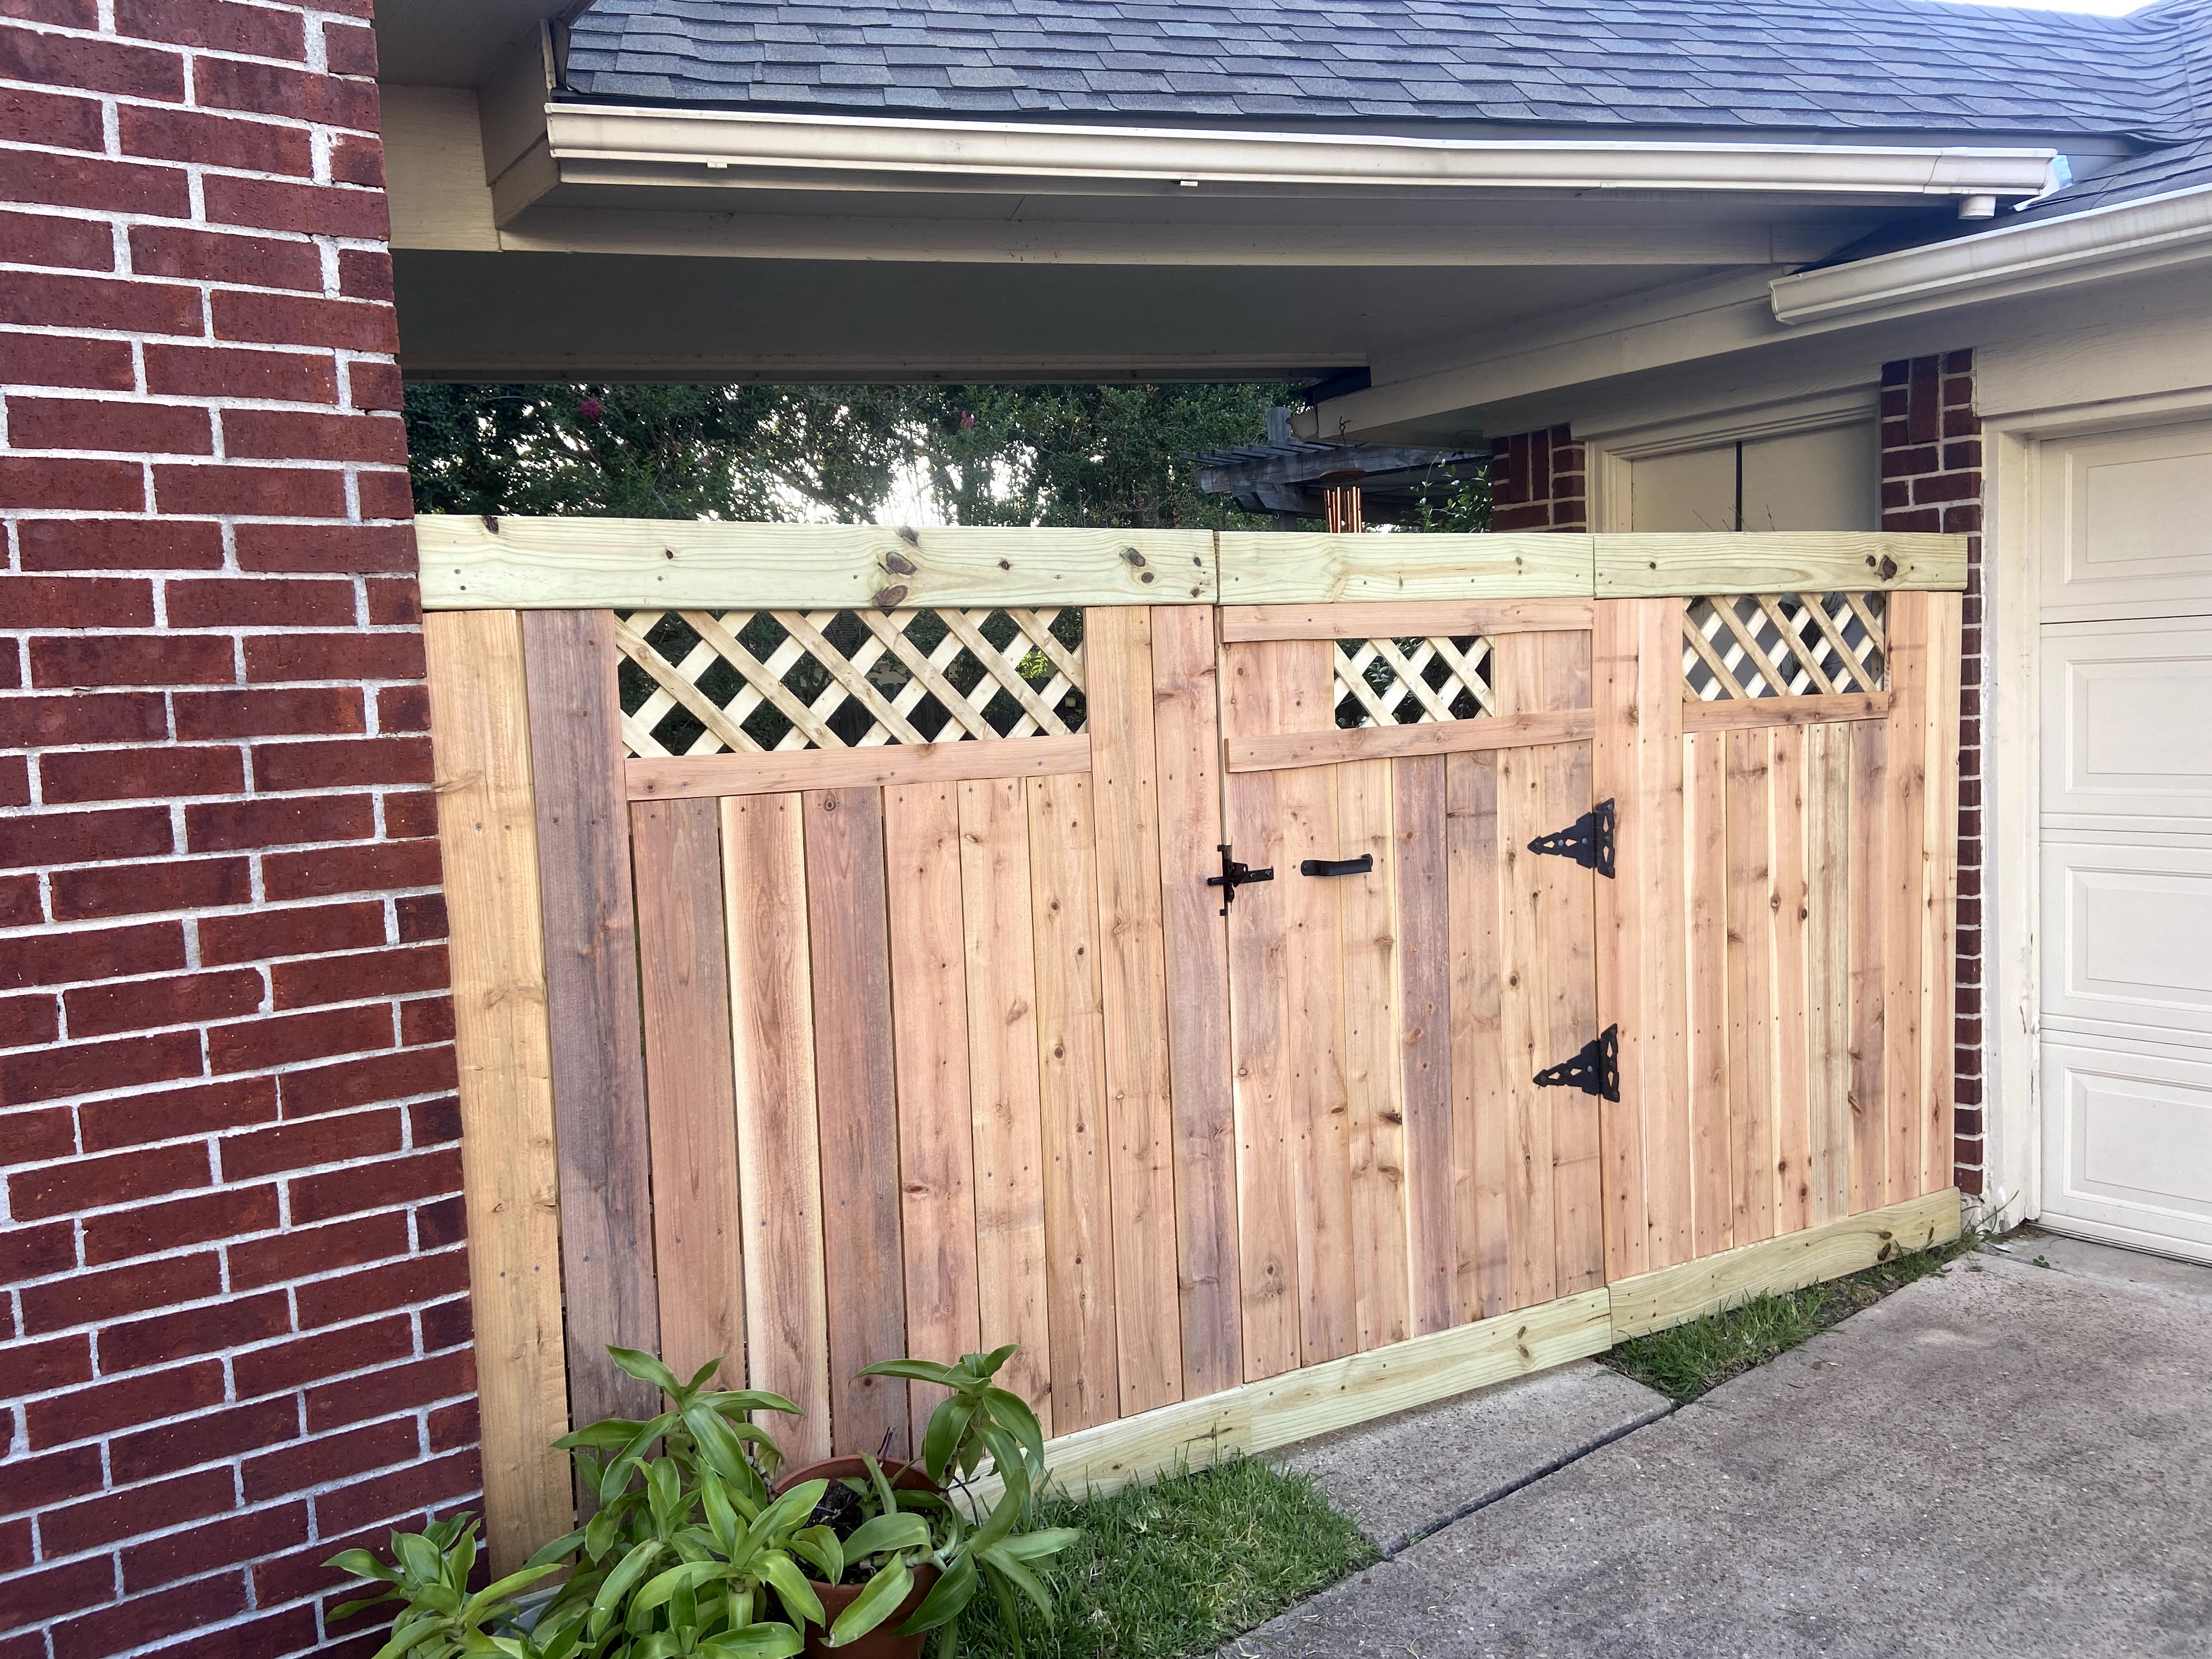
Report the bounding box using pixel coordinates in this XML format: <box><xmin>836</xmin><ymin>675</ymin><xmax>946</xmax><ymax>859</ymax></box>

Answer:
<box><xmin>421</xmin><ymin>521</ymin><xmax>1967</xmax><ymax>1567</ymax></box>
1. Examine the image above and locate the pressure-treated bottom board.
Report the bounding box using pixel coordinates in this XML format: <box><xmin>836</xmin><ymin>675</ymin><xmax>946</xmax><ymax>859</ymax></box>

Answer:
<box><xmin>1012</xmin><ymin>1189</ymin><xmax>1962</xmax><ymax>1500</ymax></box>
<box><xmin>1607</xmin><ymin>1187</ymin><xmax>1961</xmax><ymax>1340</ymax></box>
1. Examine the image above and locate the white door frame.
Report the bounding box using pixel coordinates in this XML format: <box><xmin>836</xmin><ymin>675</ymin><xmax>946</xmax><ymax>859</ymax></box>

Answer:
<box><xmin>1982</xmin><ymin>386</ymin><xmax>2212</xmax><ymax>1226</ymax></box>
<box><xmin>1582</xmin><ymin>388</ymin><xmax>1880</xmax><ymax>532</ymax></box>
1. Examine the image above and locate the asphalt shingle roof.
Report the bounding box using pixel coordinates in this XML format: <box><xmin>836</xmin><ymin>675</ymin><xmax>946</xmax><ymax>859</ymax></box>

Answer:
<box><xmin>565</xmin><ymin>0</ymin><xmax>2206</xmax><ymax>142</ymax></box>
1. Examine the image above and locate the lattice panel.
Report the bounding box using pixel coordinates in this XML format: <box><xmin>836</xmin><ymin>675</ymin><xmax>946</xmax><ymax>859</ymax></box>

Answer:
<box><xmin>1334</xmin><ymin>635</ymin><xmax>1496</xmax><ymax>729</ymax></box>
<box><xmin>615</xmin><ymin>607</ymin><xmax>1086</xmax><ymax>758</ymax></box>
<box><xmin>1681</xmin><ymin>592</ymin><xmax>1886</xmax><ymax>702</ymax></box>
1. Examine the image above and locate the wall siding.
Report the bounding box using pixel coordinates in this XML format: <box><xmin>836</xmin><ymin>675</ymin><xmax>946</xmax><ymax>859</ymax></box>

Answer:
<box><xmin>0</xmin><ymin>7</ymin><xmax>479</xmax><ymax>1659</ymax></box>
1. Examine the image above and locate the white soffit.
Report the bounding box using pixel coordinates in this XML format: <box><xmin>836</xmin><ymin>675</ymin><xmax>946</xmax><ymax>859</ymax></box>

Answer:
<box><xmin>1772</xmin><ymin>183</ymin><xmax>2212</xmax><ymax>325</ymax></box>
<box><xmin>541</xmin><ymin>104</ymin><xmax>2060</xmax><ymax>200</ymax></box>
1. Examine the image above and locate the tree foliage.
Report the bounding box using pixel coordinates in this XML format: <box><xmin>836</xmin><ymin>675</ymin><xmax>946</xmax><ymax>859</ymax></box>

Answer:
<box><xmin>403</xmin><ymin>381</ymin><xmax>1295</xmax><ymax>529</ymax></box>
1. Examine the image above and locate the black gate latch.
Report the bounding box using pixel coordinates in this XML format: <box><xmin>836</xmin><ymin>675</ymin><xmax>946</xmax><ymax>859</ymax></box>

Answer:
<box><xmin>1533</xmin><ymin>1025</ymin><xmax>1620</xmax><ymax>1101</ymax></box>
<box><xmin>1206</xmin><ymin>844</ymin><xmax>1274</xmax><ymax>915</ymax></box>
<box><xmin>1300</xmin><ymin>854</ymin><xmax>1374</xmax><ymax>878</ymax></box>
<box><xmin>1527</xmin><ymin>798</ymin><xmax>1616</xmax><ymax>879</ymax></box>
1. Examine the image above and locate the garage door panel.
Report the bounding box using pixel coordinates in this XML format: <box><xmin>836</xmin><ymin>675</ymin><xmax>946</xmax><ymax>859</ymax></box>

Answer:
<box><xmin>2042</xmin><ymin>1041</ymin><xmax>2212</xmax><ymax>1259</ymax></box>
<box><xmin>2038</xmin><ymin>419</ymin><xmax>2212</xmax><ymax>1261</ymax></box>
<box><xmin>2041</xmin><ymin>619</ymin><xmax>2212</xmax><ymax>820</ymax></box>
<box><xmin>2040</xmin><ymin>423</ymin><xmax>2212</xmax><ymax>622</ymax></box>
<box><xmin>2042</xmin><ymin>844</ymin><xmax>2212</xmax><ymax>1040</ymax></box>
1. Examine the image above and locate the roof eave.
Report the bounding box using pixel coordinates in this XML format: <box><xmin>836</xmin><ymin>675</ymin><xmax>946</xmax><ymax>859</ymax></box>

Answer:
<box><xmin>536</xmin><ymin>103</ymin><xmax>2061</xmax><ymax>204</ymax></box>
<box><xmin>1770</xmin><ymin>179</ymin><xmax>2212</xmax><ymax>326</ymax></box>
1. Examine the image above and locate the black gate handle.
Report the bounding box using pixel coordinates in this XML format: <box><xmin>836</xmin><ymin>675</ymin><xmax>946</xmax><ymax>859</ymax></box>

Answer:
<box><xmin>1300</xmin><ymin>854</ymin><xmax>1374</xmax><ymax>878</ymax></box>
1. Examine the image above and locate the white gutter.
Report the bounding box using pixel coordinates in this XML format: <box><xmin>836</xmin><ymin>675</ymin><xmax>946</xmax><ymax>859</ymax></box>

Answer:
<box><xmin>541</xmin><ymin>104</ymin><xmax>2058</xmax><ymax>199</ymax></box>
<box><xmin>1771</xmin><ymin>180</ymin><xmax>2212</xmax><ymax>324</ymax></box>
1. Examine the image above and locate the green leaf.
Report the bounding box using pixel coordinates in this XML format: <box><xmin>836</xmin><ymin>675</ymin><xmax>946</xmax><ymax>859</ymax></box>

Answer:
<box><xmin>756</xmin><ymin>1551</ymin><xmax>825</xmax><ymax>1629</ymax></box>
<box><xmin>328</xmin><ymin>1593</ymin><xmax>397</xmax><ymax>1622</ymax></box>
<box><xmin>703</xmin><ymin>1389</ymin><xmax>802</xmax><ymax>1419</ymax></box>
<box><xmin>700</xmin><ymin>1469</ymin><xmax>741</xmax><ymax>1554</ymax></box>
<box><xmin>588</xmin><ymin>1539</ymin><xmax>665</xmax><ymax>1637</ymax></box>
<box><xmin>371</xmin><ymin>1615</ymin><xmax>443</xmax><ymax>1659</ymax></box>
<box><xmin>555</xmin><ymin>1418</ymin><xmax>646</xmax><ymax>1452</ymax></box>
<box><xmin>985</xmin><ymin>1569</ymin><xmax>1026</xmax><ymax>1659</ymax></box>
<box><xmin>633</xmin><ymin>1558</ymin><xmax>724</xmax><ymax>1614</ymax></box>
<box><xmin>897</xmin><ymin>1551</ymin><xmax>978</xmax><ymax>1635</ymax></box>
<box><xmin>854</xmin><ymin>1359</ymin><xmax>957</xmax><ymax>1387</ymax></box>
<box><xmin>975</xmin><ymin>1344</ymin><xmax>1020</xmax><ymax>1381</ymax></box>
<box><xmin>992</xmin><ymin>1528</ymin><xmax>1079</xmax><ymax>1563</ymax></box>
<box><xmin>646</xmin><ymin>1457</ymin><xmax>685</xmax><ymax>1530</ymax></box>
<box><xmin>827</xmin><ymin>1560</ymin><xmax>912</xmax><ymax>1647</ymax></box>
<box><xmin>839</xmin><ymin>1513</ymin><xmax>929</xmax><ymax>1563</ymax></box>
<box><xmin>747</xmin><ymin>1480</ymin><xmax>827</xmax><ymax>1550</ymax></box>
<box><xmin>393</xmin><ymin>1532</ymin><xmax>443</xmax><ymax>1583</ymax></box>
<box><xmin>980</xmin><ymin>1387</ymin><xmax>1046</xmax><ymax>1473</ymax></box>
<box><xmin>583</xmin><ymin>1506</ymin><xmax>622</xmax><ymax>1563</ymax></box>
<box><xmin>459</xmin><ymin>1562</ymin><xmax>561</xmax><ymax>1623</ymax></box>
<box><xmin>860</xmin><ymin>1455</ymin><xmax>898</xmax><ymax>1522</ymax></box>
<box><xmin>683</xmin><ymin>1402</ymin><xmax>751</xmax><ymax>1484</ymax></box>
<box><xmin>325</xmin><ymin>1549</ymin><xmax>400</xmax><ymax>1583</ymax></box>
<box><xmin>968</xmin><ymin>1476</ymin><xmax>1026</xmax><ymax>1554</ymax></box>
<box><xmin>612</xmin><ymin>1411</ymin><xmax>681</xmax><ymax>1473</ymax></box>
<box><xmin>789</xmin><ymin>1526</ymin><xmax>842</xmax><ymax>1585</ymax></box>
<box><xmin>698</xmin><ymin>1624</ymin><xmax>805</xmax><ymax>1659</ymax></box>
<box><xmin>684</xmin><ymin>1357</ymin><xmax>727</xmax><ymax>1394</ymax></box>
<box><xmin>919</xmin><ymin>1398</ymin><xmax>973</xmax><ymax>1486</ymax></box>
<box><xmin>606</xmin><ymin>1346</ymin><xmax>685</xmax><ymax>1399</ymax></box>
<box><xmin>524</xmin><ymin>1528</ymin><xmax>585</xmax><ymax>1573</ymax></box>
<box><xmin>980</xmin><ymin>1546</ymin><xmax>1056</xmax><ymax>1622</ymax></box>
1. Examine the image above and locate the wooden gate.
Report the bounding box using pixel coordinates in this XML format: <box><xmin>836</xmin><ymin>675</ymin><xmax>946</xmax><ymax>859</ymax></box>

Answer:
<box><xmin>421</xmin><ymin>521</ymin><xmax>1967</xmax><ymax>1567</ymax></box>
<box><xmin>1217</xmin><ymin>601</ymin><xmax>1605</xmax><ymax>1369</ymax></box>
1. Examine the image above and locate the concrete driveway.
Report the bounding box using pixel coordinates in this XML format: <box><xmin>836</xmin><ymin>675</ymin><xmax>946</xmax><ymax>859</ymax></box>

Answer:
<box><xmin>1231</xmin><ymin>1242</ymin><xmax>2212</xmax><ymax>1659</ymax></box>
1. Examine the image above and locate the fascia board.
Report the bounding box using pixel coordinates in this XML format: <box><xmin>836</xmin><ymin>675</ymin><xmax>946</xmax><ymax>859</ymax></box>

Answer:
<box><xmin>543</xmin><ymin>104</ymin><xmax>2057</xmax><ymax>199</ymax></box>
<box><xmin>1308</xmin><ymin>268</ymin><xmax>1786</xmax><ymax>440</ymax></box>
<box><xmin>1771</xmin><ymin>182</ymin><xmax>2212</xmax><ymax>325</ymax></box>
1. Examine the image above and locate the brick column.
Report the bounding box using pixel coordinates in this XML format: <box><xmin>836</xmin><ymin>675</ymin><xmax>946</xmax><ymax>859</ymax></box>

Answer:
<box><xmin>1</xmin><ymin>6</ymin><xmax>480</xmax><ymax>1657</ymax></box>
<box><xmin>1880</xmin><ymin>351</ymin><xmax>1985</xmax><ymax>1195</ymax></box>
<box><xmin>1488</xmin><ymin>423</ymin><xmax>1588</xmax><ymax>532</ymax></box>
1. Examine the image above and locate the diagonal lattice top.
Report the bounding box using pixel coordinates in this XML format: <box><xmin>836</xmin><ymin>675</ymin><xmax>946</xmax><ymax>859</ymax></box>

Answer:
<box><xmin>1334</xmin><ymin>636</ymin><xmax>1496</xmax><ymax>730</ymax></box>
<box><xmin>616</xmin><ymin>607</ymin><xmax>1085</xmax><ymax>758</ymax></box>
<box><xmin>1681</xmin><ymin>593</ymin><xmax>1887</xmax><ymax>702</ymax></box>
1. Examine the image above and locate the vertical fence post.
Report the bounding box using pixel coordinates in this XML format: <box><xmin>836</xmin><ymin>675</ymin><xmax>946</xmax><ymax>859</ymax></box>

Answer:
<box><xmin>521</xmin><ymin>609</ymin><xmax>662</xmax><ymax>1430</ymax></box>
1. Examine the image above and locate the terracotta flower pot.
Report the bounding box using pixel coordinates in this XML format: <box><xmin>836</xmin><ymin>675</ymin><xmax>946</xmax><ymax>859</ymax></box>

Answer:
<box><xmin>772</xmin><ymin>1457</ymin><xmax>943</xmax><ymax>1659</ymax></box>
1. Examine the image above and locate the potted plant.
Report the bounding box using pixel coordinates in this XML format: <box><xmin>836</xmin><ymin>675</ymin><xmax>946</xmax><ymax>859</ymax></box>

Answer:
<box><xmin>524</xmin><ymin>1348</ymin><xmax>834</xmax><ymax>1658</ymax></box>
<box><xmin>770</xmin><ymin>1345</ymin><xmax>1080</xmax><ymax>1658</ymax></box>
<box><xmin>325</xmin><ymin>1513</ymin><xmax>573</xmax><ymax>1658</ymax></box>
<box><xmin>330</xmin><ymin>1347</ymin><xmax>832</xmax><ymax>1659</ymax></box>
<box><xmin>329</xmin><ymin>1345</ymin><xmax>1078</xmax><ymax>1659</ymax></box>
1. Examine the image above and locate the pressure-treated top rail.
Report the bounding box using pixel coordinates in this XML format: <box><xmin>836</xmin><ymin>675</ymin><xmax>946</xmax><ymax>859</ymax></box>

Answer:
<box><xmin>415</xmin><ymin>516</ymin><xmax>1970</xmax><ymax>610</ymax></box>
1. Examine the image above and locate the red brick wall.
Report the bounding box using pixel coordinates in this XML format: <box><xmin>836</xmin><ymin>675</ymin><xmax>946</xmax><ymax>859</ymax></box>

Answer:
<box><xmin>1488</xmin><ymin>422</ymin><xmax>1588</xmax><ymax>532</ymax></box>
<box><xmin>0</xmin><ymin>7</ymin><xmax>480</xmax><ymax>1657</ymax></box>
<box><xmin>1880</xmin><ymin>351</ymin><xmax>1984</xmax><ymax>1195</ymax></box>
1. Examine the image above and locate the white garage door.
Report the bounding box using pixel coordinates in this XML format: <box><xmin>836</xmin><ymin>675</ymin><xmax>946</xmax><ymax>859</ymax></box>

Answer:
<box><xmin>2040</xmin><ymin>419</ymin><xmax>2212</xmax><ymax>1261</ymax></box>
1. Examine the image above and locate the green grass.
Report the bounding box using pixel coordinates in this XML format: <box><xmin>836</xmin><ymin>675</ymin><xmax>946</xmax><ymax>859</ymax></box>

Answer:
<box><xmin>1599</xmin><ymin>1233</ymin><xmax>1983</xmax><ymax>1403</ymax></box>
<box><xmin>955</xmin><ymin>1455</ymin><xmax>1378</xmax><ymax>1659</ymax></box>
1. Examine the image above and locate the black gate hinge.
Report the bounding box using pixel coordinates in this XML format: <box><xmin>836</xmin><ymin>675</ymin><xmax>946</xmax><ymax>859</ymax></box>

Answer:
<box><xmin>1533</xmin><ymin>1025</ymin><xmax>1620</xmax><ymax>1102</ymax></box>
<box><xmin>1527</xmin><ymin>798</ymin><xmax>1616</xmax><ymax>879</ymax></box>
<box><xmin>1205</xmin><ymin>844</ymin><xmax>1274</xmax><ymax>916</ymax></box>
